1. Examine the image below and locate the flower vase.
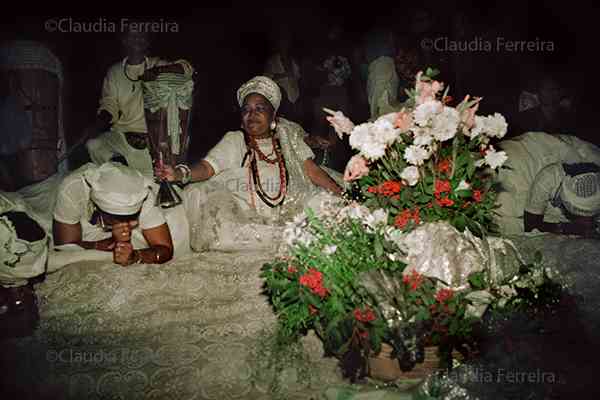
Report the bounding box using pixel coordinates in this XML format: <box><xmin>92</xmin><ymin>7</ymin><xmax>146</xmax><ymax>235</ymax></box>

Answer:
<box><xmin>367</xmin><ymin>343</ymin><xmax>461</xmax><ymax>382</ymax></box>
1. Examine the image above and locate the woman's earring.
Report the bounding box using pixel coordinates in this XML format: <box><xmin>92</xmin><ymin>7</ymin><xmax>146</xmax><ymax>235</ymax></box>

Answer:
<box><xmin>270</xmin><ymin>121</ymin><xmax>277</xmax><ymax>131</ymax></box>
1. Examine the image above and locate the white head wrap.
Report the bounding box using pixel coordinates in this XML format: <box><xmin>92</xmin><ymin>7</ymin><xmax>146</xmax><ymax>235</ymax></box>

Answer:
<box><xmin>236</xmin><ymin>75</ymin><xmax>281</xmax><ymax>112</ymax></box>
<box><xmin>83</xmin><ymin>162</ymin><xmax>152</xmax><ymax>216</ymax></box>
<box><xmin>560</xmin><ymin>171</ymin><xmax>600</xmax><ymax>217</ymax></box>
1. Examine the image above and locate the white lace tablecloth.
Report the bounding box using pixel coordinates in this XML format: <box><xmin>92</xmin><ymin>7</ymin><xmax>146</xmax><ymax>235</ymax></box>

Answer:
<box><xmin>1</xmin><ymin>250</ymin><xmax>345</xmax><ymax>400</ymax></box>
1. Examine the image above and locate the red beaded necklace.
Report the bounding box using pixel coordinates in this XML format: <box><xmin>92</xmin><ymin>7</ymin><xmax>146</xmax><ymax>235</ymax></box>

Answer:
<box><xmin>242</xmin><ymin>131</ymin><xmax>288</xmax><ymax>208</ymax></box>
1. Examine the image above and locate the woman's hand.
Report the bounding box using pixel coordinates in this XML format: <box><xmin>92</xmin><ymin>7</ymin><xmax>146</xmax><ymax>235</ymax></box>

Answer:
<box><xmin>113</xmin><ymin>242</ymin><xmax>137</xmax><ymax>266</ymax></box>
<box><xmin>154</xmin><ymin>163</ymin><xmax>179</xmax><ymax>182</ymax></box>
<box><xmin>112</xmin><ymin>221</ymin><xmax>138</xmax><ymax>243</ymax></box>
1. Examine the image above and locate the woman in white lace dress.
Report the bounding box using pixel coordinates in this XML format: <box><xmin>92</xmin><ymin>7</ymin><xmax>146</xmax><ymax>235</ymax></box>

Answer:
<box><xmin>156</xmin><ymin>75</ymin><xmax>345</xmax><ymax>251</ymax></box>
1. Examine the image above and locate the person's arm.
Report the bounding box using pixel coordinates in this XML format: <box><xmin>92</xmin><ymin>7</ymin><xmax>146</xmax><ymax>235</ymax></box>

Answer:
<box><xmin>53</xmin><ymin>179</ymin><xmax>115</xmax><ymax>250</ymax></box>
<box><xmin>157</xmin><ymin>159</ymin><xmax>215</xmax><ymax>183</ymax></box>
<box><xmin>303</xmin><ymin>159</ymin><xmax>343</xmax><ymax>195</ymax></box>
<box><xmin>147</xmin><ymin>59</ymin><xmax>194</xmax><ymax>79</ymax></box>
<box><xmin>524</xmin><ymin>211</ymin><xmax>597</xmax><ymax>237</ymax></box>
<box><xmin>97</xmin><ymin>72</ymin><xmax>118</xmax><ymax>127</ymax></box>
<box><xmin>84</xmin><ymin>72</ymin><xmax>117</xmax><ymax>139</ymax></box>
<box><xmin>523</xmin><ymin>211</ymin><xmax>562</xmax><ymax>234</ymax></box>
<box><xmin>52</xmin><ymin>220</ymin><xmax>115</xmax><ymax>251</ymax></box>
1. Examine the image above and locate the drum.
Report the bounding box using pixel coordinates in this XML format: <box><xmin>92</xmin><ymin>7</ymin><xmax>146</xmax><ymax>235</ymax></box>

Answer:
<box><xmin>142</xmin><ymin>72</ymin><xmax>194</xmax><ymax>208</ymax></box>
<box><xmin>0</xmin><ymin>41</ymin><xmax>65</xmax><ymax>189</ymax></box>
<box><xmin>142</xmin><ymin>72</ymin><xmax>194</xmax><ymax>167</ymax></box>
<box><xmin>2</xmin><ymin>69</ymin><xmax>60</xmax><ymax>185</ymax></box>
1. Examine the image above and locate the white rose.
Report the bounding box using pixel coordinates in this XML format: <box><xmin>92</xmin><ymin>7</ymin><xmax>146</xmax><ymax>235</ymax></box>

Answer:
<box><xmin>403</xmin><ymin>145</ymin><xmax>431</xmax><ymax>166</ymax></box>
<box><xmin>400</xmin><ymin>166</ymin><xmax>420</xmax><ymax>186</ymax></box>
<box><xmin>430</xmin><ymin>106</ymin><xmax>460</xmax><ymax>142</ymax></box>
<box><xmin>484</xmin><ymin>146</ymin><xmax>508</xmax><ymax>169</ymax></box>
<box><xmin>413</xmin><ymin>100</ymin><xmax>443</xmax><ymax>126</ymax></box>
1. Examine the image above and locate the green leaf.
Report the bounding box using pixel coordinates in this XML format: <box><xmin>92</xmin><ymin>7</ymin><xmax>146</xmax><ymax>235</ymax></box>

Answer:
<box><xmin>455</xmin><ymin>189</ymin><xmax>472</xmax><ymax>198</ymax></box>
<box><xmin>374</xmin><ymin>236</ymin><xmax>384</xmax><ymax>258</ymax></box>
<box><xmin>468</xmin><ymin>271</ymin><xmax>486</xmax><ymax>290</ymax></box>
<box><xmin>453</xmin><ymin>214</ymin><xmax>466</xmax><ymax>231</ymax></box>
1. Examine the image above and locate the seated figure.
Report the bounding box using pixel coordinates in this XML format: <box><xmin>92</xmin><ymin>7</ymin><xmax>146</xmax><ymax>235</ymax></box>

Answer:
<box><xmin>155</xmin><ymin>76</ymin><xmax>345</xmax><ymax>251</ymax></box>
<box><xmin>525</xmin><ymin>162</ymin><xmax>600</xmax><ymax>237</ymax></box>
<box><xmin>84</xmin><ymin>26</ymin><xmax>194</xmax><ymax>177</ymax></box>
<box><xmin>494</xmin><ymin>131</ymin><xmax>600</xmax><ymax>235</ymax></box>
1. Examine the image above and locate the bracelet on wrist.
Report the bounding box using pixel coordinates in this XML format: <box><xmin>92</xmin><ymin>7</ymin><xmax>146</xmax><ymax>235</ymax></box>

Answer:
<box><xmin>131</xmin><ymin>250</ymin><xmax>142</xmax><ymax>265</ymax></box>
<box><xmin>175</xmin><ymin>164</ymin><xmax>192</xmax><ymax>185</ymax></box>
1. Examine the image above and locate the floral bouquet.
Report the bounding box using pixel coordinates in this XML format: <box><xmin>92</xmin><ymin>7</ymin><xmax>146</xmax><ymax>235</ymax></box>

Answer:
<box><xmin>261</xmin><ymin>69</ymin><xmax>562</xmax><ymax>382</ymax></box>
<box><xmin>327</xmin><ymin>67</ymin><xmax>508</xmax><ymax>237</ymax></box>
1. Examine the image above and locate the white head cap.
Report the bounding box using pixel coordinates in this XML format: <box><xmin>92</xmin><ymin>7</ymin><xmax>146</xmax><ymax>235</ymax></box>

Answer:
<box><xmin>560</xmin><ymin>171</ymin><xmax>600</xmax><ymax>217</ymax></box>
<box><xmin>83</xmin><ymin>162</ymin><xmax>152</xmax><ymax>216</ymax></box>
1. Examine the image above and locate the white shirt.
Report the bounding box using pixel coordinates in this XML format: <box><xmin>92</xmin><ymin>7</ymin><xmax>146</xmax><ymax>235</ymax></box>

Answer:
<box><xmin>525</xmin><ymin>163</ymin><xmax>569</xmax><ymax>224</ymax></box>
<box><xmin>53</xmin><ymin>164</ymin><xmax>166</xmax><ymax>248</ymax></box>
<box><xmin>98</xmin><ymin>56</ymin><xmax>194</xmax><ymax>134</ymax></box>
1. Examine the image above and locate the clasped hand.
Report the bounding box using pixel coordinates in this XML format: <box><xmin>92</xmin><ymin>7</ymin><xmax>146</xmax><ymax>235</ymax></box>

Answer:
<box><xmin>111</xmin><ymin>221</ymin><xmax>139</xmax><ymax>266</ymax></box>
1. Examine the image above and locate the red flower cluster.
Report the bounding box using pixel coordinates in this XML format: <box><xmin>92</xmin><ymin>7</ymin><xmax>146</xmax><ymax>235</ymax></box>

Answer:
<box><xmin>436</xmin><ymin>196</ymin><xmax>455</xmax><ymax>207</ymax></box>
<box><xmin>287</xmin><ymin>265</ymin><xmax>298</xmax><ymax>274</ymax></box>
<box><xmin>437</xmin><ymin>158</ymin><xmax>452</xmax><ymax>174</ymax></box>
<box><xmin>434</xmin><ymin>179</ymin><xmax>452</xmax><ymax>195</ymax></box>
<box><xmin>472</xmin><ymin>190</ymin><xmax>483</xmax><ymax>203</ymax></box>
<box><xmin>368</xmin><ymin>180</ymin><xmax>403</xmax><ymax>196</ymax></box>
<box><xmin>299</xmin><ymin>268</ymin><xmax>329</xmax><ymax>298</ymax></box>
<box><xmin>435</xmin><ymin>288</ymin><xmax>454</xmax><ymax>303</ymax></box>
<box><xmin>402</xmin><ymin>269</ymin><xmax>424</xmax><ymax>291</ymax></box>
<box><xmin>394</xmin><ymin>208</ymin><xmax>420</xmax><ymax>229</ymax></box>
<box><xmin>434</xmin><ymin>179</ymin><xmax>454</xmax><ymax>207</ymax></box>
<box><xmin>354</xmin><ymin>306</ymin><xmax>377</xmax><ymax>322</ymax></box>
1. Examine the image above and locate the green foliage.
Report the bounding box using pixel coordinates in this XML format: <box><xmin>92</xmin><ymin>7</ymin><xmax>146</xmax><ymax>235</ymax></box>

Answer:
<box><xmin>261</xmin><ymin>68</ymin><xmax>562</xmax><ymax>383</ymax></box>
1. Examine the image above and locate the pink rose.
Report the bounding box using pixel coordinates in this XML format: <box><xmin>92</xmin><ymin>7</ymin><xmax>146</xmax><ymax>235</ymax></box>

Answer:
<box><xmin>459</xmin><ymin>95</ymin><xmax>481</xmax><ymax>132</ymax></box>
<box><xmin>394</xmin><ymin>108</ymin><xmax>413</xmax><ymax>132</ymax></box>
<box><xmin>415</xmin><ymin>71</ymin><xmax>444</xmax><ymax>105</ymax></box>
<box><xmin>323</xmin><ymin>108</ymin><xmax>355</xmax><ymax>139</ymax></box>
<box><xmin>344</xmin><ymin>155</ymin><xmax>370</xmax><ymax>182</ymax></box>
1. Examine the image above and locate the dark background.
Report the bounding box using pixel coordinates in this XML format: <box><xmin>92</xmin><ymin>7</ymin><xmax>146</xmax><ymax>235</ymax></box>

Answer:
<box><xmin>1</xmin><ymin>2</ymin><xmax>597</xmax><ymax>167</ymax></box>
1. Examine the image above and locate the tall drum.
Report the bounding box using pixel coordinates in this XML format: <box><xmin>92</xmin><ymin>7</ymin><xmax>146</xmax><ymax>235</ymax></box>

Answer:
<box><xmin>142</xmin><ymin>72</ymin><xmax>194</xmax><ymax>207</ymax></box>
<box><xmin>0</xmin><ymin>41</ymin><xmax>66</xmax><ymax>188</ymax></box>
<box><xmin>142</xmin><ymin>72</ymin><xmax>194</xmax><ymax>167</ymax></box>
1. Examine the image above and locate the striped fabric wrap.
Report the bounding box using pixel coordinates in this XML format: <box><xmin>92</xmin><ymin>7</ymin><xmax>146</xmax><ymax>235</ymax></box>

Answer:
<box><xmin>142</xmin><ymin>73</ymin><xmax>193</xmax><ymax>155</ymax></box>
